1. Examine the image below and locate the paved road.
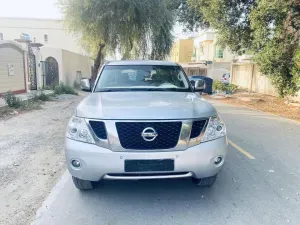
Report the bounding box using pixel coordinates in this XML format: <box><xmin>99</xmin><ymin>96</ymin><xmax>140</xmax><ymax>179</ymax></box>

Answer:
<box><xmin>32</xmin><ymin>101</ymin><xmax>300</xmax><ymax>225</ymax></box>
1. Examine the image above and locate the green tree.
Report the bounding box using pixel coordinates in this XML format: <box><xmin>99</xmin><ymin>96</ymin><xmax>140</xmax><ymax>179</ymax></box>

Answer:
<box><xmin>181</xmin><ymin>0</ymin><xmax>255</xmax><ymax>54</ymax></box>
<box><xmin>59</xmin><ymin>0</ymin><xmax>175</xmax><ymax>77</ymax></box>
<box><xmin>167</xmin><ymin>0</ymin><xmax>209</xmax><ymax>31</ymax></box>
<box><xmin>176</xmin><ymin>0</ymin><xmax>300</xmax><ymax>97</ymax></box>
<box><xmin>250</xmin><ymin>0</ymin><xmax>300</xmax><ymax>97</ymax></box>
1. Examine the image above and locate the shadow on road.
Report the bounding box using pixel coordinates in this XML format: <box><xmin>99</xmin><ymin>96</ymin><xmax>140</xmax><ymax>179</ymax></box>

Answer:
<box><xmin>75</xmin><ymin>171</ymin><xmax>231</xmax><ymax>210</ymax></box>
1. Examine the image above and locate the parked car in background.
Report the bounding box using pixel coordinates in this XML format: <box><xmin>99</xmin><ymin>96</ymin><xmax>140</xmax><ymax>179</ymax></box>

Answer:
<box><xmin>221</xmin><ymin>73</ymin><xmax>230</xmax><ymax>84</ymax></box>
<box><xmin>66</xmin><ymin>60</ymin><xmax>228</xmax><ymax>190</ymax></box>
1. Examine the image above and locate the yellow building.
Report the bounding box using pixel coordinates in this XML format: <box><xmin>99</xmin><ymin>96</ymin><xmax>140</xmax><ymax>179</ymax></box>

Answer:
<box><xmin>170</xmin><ymin>39</ymin><xmax>194</xmax><ymax>63</ymax></box>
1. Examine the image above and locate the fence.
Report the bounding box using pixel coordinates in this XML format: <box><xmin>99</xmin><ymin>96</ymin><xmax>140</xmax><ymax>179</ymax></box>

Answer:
<box><xmin>231</xmin><ymin>63</ymin><xmax>277</xmax><ymax>96</ymax></box>
<box><xmin>231</xmin><ymin>63</ymin><xmax>300</xmax><ymax>102</ymax></box>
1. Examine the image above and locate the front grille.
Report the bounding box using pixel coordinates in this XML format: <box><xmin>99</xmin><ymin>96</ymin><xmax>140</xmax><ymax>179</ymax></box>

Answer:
<box><xmin>89</xmin><ymin>121</ymin><xmax>107</xmax><ymax>139</ymax></box>
<box><xmin>190</xmin><ymin>120</ymin><xmax>207</xmax><ymax>139</ymax></box>
<box><xmin>116</xmin><ymin>122</ymin><xmax>182</xmax><ymax>150</ymax></box>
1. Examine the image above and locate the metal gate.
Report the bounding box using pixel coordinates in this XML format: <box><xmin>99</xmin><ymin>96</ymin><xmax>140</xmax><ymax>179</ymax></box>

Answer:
<box><xmin>45</xmin><ymin>57</ymin><xmax>59</xmax><ymax>87</ymax></box>
<box><xmin>28</xmin><ymin>46</ymin><xmax>37</xmax><ymax>90</ymax></box>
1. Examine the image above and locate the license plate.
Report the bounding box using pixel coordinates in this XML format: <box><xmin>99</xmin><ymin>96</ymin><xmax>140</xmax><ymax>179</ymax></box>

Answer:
<box><xmin>125</xmin><ymin>159</ymin><xmax>174</xmax><ymax>172</ymax></box>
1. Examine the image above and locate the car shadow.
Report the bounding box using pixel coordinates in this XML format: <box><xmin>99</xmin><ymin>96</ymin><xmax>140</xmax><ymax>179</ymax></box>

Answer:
<box><xmin>77</xmin><ymin>168</ymin><xmax>231</xmax><ymax>208</ymax></box>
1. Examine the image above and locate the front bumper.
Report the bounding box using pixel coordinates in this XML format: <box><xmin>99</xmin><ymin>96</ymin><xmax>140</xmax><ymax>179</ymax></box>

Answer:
<box><xmin>65</xmin><ymin>137</ymin><xmax>228</xmax><ymax>181</ymax></box>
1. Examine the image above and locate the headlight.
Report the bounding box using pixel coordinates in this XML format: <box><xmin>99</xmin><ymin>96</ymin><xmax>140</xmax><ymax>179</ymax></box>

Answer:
<box><xmin>66</xmin><ymin>116</ymin><xmax>95</xmax><ymax>144</ymax></box>
<box><xmin>201</xmin><ymin>116</ymin><xmax>226</xmax><ymax>142</ymax></box>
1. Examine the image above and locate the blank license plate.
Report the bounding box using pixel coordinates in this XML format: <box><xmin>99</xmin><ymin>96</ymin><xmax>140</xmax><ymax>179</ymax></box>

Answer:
<box><xmin>125</xmin><ymin>159</ymin><xmax>174</xmax><ymax>172</ymax></box>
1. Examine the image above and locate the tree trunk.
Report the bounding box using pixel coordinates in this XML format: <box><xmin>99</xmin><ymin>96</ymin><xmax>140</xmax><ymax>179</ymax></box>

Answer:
<box><xmin>92</xmin><ymin>43</ymin><xmax>105</xmax><ymax>81</ymax></box>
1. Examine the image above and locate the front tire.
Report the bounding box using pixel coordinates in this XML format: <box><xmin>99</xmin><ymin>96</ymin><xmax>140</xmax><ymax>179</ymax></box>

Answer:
<box><xmin>72</xmin><ymin>176</ymin><xmax>94</xmax><ymax>190</ymax></box>
<box><xmin>192</xmin><ymin>175</ymin><xmax>217</xmax><ymax>187</ymax></box>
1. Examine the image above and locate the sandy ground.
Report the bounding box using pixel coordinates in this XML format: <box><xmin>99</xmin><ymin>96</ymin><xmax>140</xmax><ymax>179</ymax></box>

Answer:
<box><xmin>0</xmin><ymin>94</ymin><xmax>84</xmax><ymax>225</ymax></box>
<box><xmin>204</xmin><ymin>92</ymin><xmax>300</xmax><ymax>122</ymax></box>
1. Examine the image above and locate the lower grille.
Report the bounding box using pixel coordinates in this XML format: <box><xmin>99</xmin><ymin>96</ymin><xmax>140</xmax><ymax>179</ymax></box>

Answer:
<box><xmin>116</xmin><ymin>122</ymin><xmax>182</xmax><ymax>150</ymax></box>
<box><xmin>107</xmin><ymin>172</ymin><xmax>189</xmax><ymax>177</ymax></box>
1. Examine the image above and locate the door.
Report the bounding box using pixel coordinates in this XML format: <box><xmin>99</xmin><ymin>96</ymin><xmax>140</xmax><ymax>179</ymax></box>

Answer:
<box><xmin>45</xmin><ymin>57</ymin><xmax>59</xmax><ymax>87</ymax></box>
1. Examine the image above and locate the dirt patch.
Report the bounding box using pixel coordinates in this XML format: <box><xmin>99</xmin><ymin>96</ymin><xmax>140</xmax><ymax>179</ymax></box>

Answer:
<box><xmin>0</xmin><ymin>94</ymin><xmax>84</xmax><ymax>225</ymax></box>
<box><xmin>204</xmin><ymin>92</ymin><xmax>300</xmax><ymax>122</ymax></box>
<box><xmin>0</xmin><ymin>102</ymin><xmax>42</xmax><ymax>121</ymax></box>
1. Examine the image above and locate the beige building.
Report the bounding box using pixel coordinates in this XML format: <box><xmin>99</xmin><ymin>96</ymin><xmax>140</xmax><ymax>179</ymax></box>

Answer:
<box><xmin>0</xmin><ymin>17</ymin><xmax>93</xmax><ymax>94</ymax></box>
<box><xmin>0</xmin><ymin>17</ymin><xmax>86</xmax><ymax>55</ymax></box>
<box><xmin>193</xmin><ymin>30</ymin><xmax>235</xmax><ymax>63</ymax></box>
<box><xmin>39</xmin><ymin>47</ymin><xmax>92</xmax><ymax>87</ymax></box>
<box><xmin>170</xmin><ymin>39</ymin><xmax>194</xmax><ymax>63</ymax></box>
<box><xmin>0</xmin><ymin>39</ymin><xmax>92</xmax><ymax>94</ymax></box>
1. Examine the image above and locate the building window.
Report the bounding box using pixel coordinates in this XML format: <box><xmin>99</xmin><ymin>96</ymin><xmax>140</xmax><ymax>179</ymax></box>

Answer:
<box><xmin>0</xmin><ymin>33</ymin><xmax>3</xmax><ymax>40</ymax></box>
<box><xmin>216</xmin><ymin>48</ymin><xmax>224</xmax><ymax>58</ymax></box>
<box><xmin>44</xmin><ymin>34</ymin><xmax>48</xmax><ymax>43</ymax></box>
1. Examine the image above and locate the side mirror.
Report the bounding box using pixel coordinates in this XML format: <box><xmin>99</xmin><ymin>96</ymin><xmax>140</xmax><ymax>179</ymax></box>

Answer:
<box><xmin>194</xmin><ymin>79</ymin><xmax>206</xmax><ymax>93</ymax></box>
<box><xmin>80</xmin><ymin>78</ymin><xmax>91</xmax><ymax>92</ymax></box>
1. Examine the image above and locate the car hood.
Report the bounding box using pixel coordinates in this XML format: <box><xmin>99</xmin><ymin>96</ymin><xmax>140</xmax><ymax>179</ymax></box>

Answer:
<box><xmin>76</xmin><ymin>92</ymin><xmax>217</xmax><ymax>120</ymax></box>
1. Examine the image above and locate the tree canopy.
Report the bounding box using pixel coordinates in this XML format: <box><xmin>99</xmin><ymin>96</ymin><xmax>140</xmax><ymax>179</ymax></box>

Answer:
<box><xmin>59</xmin><ymin>0</ymin><xmax>175</xmax><ymax>73</ymax></box>
<box><xmin>175</xmin><ymin>0</ymin><xmax>300</xmax><ymax>97</ymax></box>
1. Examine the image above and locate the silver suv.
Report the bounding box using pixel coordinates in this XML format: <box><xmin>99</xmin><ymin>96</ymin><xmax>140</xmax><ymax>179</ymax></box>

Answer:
<box><xmin>66</xmin><ymin>60</ymin><xmax>228</xmax><ymax>190</ymax></box>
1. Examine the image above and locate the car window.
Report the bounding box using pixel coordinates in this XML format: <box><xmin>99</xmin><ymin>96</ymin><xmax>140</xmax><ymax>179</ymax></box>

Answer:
<box><xmin>94</xmin><ymin>65</ymin><xmax>191</xmax><ymax>92</ymax></box>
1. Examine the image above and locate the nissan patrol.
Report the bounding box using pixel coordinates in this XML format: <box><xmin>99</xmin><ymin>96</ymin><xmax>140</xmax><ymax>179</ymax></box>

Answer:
<box><xmin>65</xmin><ymin>60</ymin><xmax>228</xmax><ymax>190</ymax></box>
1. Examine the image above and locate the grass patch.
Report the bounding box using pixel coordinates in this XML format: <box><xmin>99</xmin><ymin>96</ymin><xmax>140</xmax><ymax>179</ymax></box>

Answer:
<box><xmin>54</xmin><ymin>83</ymin><xmax>78</xmax><ymax>95</ymax></box>
<box><xmin>1</xmin><ymin>91</ymin><xmax>49</xmax><ymax>119</ymax></box>
<box><xmin>0</xmin><ymin>99</ymin><xmax>42</xmax><ymax>120</ymax></box>
<box><xmin>19</xmin><ymin>99</ymin><xmax>42</xmax><ymax>111</ymax></box>
<box><xmin>0</xmin><ymin>106</ymin><xmax>15</xmax><ymax>119</ymax></box>
<box><xmin>32</xmin><ymin>92</ymin><xmax>52</xmax><ymax>102</ymax></box>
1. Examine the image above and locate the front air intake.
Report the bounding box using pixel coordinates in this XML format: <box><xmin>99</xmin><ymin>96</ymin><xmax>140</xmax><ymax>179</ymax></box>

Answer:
<box><xmin>190</xmin><ymin>120</ymin><xmax>207</xmax><ymax>139</ymax></box>
<box><xmin>89</xmin><ymin>121</ymin><xmax>107</xmax><ymax>139</ymax></box>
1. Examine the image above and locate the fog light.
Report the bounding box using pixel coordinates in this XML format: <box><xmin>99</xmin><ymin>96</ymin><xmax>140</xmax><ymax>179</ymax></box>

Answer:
<box><xmin>71</xmin><ymin>159</ymin><xmax>81</xmax><ymax>168</ymax></box>
<box><xmin>214</xmin><ymin>156</ymin><xmax>223</xmax><ymax>165</ymax></box>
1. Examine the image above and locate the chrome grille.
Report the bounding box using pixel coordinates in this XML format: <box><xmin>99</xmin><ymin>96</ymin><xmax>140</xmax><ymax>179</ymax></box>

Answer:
<box><xmin>115</xmin><ymin>122</ymin><xmax>182</xmax><ymax>150</ymax></box>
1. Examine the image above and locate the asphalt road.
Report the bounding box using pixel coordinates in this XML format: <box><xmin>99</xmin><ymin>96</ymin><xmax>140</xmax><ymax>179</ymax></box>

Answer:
<box><xmin>32</xmin><ymin>101</ymin><xmax>300</xmax><ymax>225</ymax></box>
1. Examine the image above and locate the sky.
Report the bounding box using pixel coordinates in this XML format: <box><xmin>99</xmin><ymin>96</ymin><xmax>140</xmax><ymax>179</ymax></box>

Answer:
<box><xmin>0</xmin><ymin>0</ymin><xmax>62</xmax><ymax>19</ymax></box>
<box><xmin>0</xmin><ymin>0</ymin><xmax>194</xmax><ymax>38</ymax></box>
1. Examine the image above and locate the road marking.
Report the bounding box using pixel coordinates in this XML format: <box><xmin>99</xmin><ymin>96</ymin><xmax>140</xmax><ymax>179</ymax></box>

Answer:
<box><xmin>228</xmin><ymin>139</ymin><xmax>255</xmax><ymax>160</ymax></box>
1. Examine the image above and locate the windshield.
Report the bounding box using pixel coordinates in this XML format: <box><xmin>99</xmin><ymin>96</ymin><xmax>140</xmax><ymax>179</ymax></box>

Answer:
<box><xmin>94</xmin><ymin>65</ymin><xmax>192</xmax><ymax>92</ymax></box>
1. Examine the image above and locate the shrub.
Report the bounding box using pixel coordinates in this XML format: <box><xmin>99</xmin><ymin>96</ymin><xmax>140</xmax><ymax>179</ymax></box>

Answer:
<box><xmin>43</xmin><ymin>85</ymin><xmax>54</xmax><ymax>90</ymax></box>
<box><xmin>32</xmin><ymin>92</ymin><xmax>51</xmax><ymax>102</ymax></box>
<box><xmin>212</xmin><ymin>81</ymin><xmax>239</xmax><ymax>94</ymax></box>
<box><xmin>54</xmin><ymin>83</ymin><xmax>78</xmax><ymax>95</ymax></box>
<box><xmin>213</xmin><ymin>81</ymin><xmax>227</xmax><ymax>92</ymax></box>
<box><xmin>227</xmin><ymin>84</ymin><xmax>239</xmax><ymax>93</ymax></box>
<box><xmin>3</xmin><ymin>91</ymin><xmax>23</xmax><ymax>108</ymax></box>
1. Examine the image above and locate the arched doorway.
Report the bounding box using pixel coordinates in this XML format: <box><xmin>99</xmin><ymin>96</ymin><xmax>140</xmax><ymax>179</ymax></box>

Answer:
<box><xmin>45</xmin><ymin>57</ymin><xmax>59</xmax><ymax>87</ymax></box>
